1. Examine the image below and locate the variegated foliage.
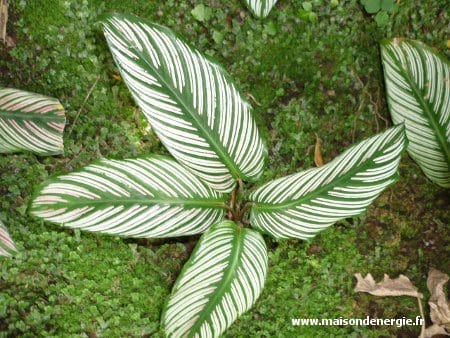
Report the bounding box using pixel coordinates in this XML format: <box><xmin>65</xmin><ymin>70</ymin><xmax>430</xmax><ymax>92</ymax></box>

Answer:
<box><xmin>381</xmin><ymin>38</ymin><xmax>450</xmax><ymax>187</ymax></box>
<box><xmin>249</xmin><ymin>125</ymin><xmax>407</xmax><ymax>239</ymax></box>
<box><xmin>0</xmin><ymin>87</ymin><xmax>65</xmax><ymax>155</ymax></box>
<box><xmin>0</xmin><ymin>220</ymin><xmax>16</xmax><ymax>257</ymax></box>
<box><xmin>163</xmin><ymin>221</ymin><xmax>268</xmax><ymax>337</ymax></box>
<box><xmin>102</xmin><ymin>14</ymin><xmax>267</xmax><ymax>193</ymax></box>
<box><xmin>243</xmin><ymin>0</ymin><xmax>278</xmax><ymax>18</ymax></box>
<box><xmin>31</xmin><ymin>156</ymin><xmax>227</xmax><ymax>238</ymax></box>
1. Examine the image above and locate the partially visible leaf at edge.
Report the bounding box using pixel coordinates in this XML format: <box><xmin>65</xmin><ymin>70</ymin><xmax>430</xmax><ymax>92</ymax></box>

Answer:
<box><xmin>0</xmin><ymin>87</ymin><xmax>65</xmax><ymax>155</ymax></box>
<box><xmin>244</xmin><ymin>0</ymin><xmax>279</xmax><ymax>18</ymax></box>
<box><xmin>0</xmin><ymin>220</ymin><xmax>16</xmax><ymax>257</ymax></box>
<box><xmin>381</xmin><ymin>38</ymin><xmax>450</xmax><ymax>187</ymax></box>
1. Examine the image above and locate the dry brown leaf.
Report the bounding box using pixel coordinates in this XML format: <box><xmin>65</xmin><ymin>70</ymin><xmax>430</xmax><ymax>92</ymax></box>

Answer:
<box><xmin>424</xmin><ymin>323</ymin><xmax>449</xmax><ymax>338</ymax></box>
<box><xmin>427</xmin><ymin>269</ymin><xmax>450</xmax><ymax>333</ymax></box>
<box><xmin>354</xmin><ymin>273</ymin><xmax>423</xmax><ymax>298</ymax></box>
<box><xmin>314</xmin><ymin>134</ymin><xmax>324</xmax><ymax>167</ymax></box>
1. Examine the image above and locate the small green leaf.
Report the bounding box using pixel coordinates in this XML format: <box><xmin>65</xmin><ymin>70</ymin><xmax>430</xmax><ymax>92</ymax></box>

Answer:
<box><xmin>302</xmin><ymin>1</ymin><xmax>313</xmax><ymax>12</ymax></box>
<box><xmin>297</xmin><ymin>9</ymin><xmax>310</xmax><ymax>21</ymax></box>
<box><xmin>375</xmin><ymin>11</ymin><xmax>389</xmax><ymax>27</ymax></box>
<box><xmin>363</xmin><ymin>0</ymin><xmax>381</xmax><ymax>14</ymax></box>
<box><xmin>330</xmin><ymin>0</ymin><xmax>339</xmax><ymax>8</ymax></box>
<box><xmin>263</xmin><ymin>21</ymin><xmax>277</xmax><ymax>36</ymax></box>
<box><xmin>381</xmin><ymin>0</ymin><xmax>398</xmax><ymax>13</ymax></box>
<box><xmin>308</xmin><ymin>12</ymin><xmax>318</xmax><ymax>23</ymax></box>
<box><xmin>212</xmin><ymin>30</ymin><xmax>224</xmax><ymax>44</ymax></box>
<box><xmin>191</xmin><ymin>4</ymin><xmax>212</xmax><ymax>22</ymax></box>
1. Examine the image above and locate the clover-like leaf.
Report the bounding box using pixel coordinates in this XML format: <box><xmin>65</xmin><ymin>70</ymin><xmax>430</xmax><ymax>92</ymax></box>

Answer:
<box><xmin>381</xmin><ymin>38</ymin><xmax>450</xmax><ymax>187</ymax></box>
<box><xmin>31</xmin><ymin>156</ymin><xmax>227</xmax><ymax>238</ymax></box>
<box><xmin>0</xmin><ymin>87</ymin><xmax>65</xmax><ymax>155</ymax></box>
<box><xmin>163</xmin><ymin>220</ymin><xmax>268</xmax><ymax>337</ymax></box>
<box><xmin>249</xmin><ymin>125</ymin><xmax>407</xmax><ymax>239</ymax></box>
<box><xmin>102</xmin><ymin>14</ymin><xmax>267</xmax><ymax>192</ymax></box>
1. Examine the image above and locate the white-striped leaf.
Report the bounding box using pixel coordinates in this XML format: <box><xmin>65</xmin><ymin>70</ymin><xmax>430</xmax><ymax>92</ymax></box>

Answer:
<box><xmin>30</xmin><ymin>156</ymin><xmax>227</xmax><ymax>238</ymax></box>
<box><xmin>102</xmin><ymin>14</ymin><xmax>267</xmax><ymax>193</ymax></box>
<box><xmin>381</xmin><ymin>38</ymin><xmax>450</xmax><ymax>188</ymax></box>
<box><xmin>249</xmin><ymin>125</ymin><xmax>407</xmax><ymax>240</ymax></box>
<box><xmin>163</xmin><ymin>220</ymin><xmax>268</xmax><ymax>338</ymax></box>
<box><xmin>0</xmin><ymin>220</ymin><xmax>16</xmax><ymax>257</ymax></box>
<box><xmin>244</xmin><ymin>0</ymin><xmax>278</xmax><ymax>18</ymax></box>
<box><xmin>0</xmin><ymin>87</ymin><xmax>65</xmax><ymax>155</ymax></box>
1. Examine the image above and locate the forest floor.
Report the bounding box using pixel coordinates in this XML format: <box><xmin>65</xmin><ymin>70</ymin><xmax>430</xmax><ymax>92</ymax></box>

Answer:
<box><xmin>0</xmin><ymin>0</ymin><xmax>449</xmax><ymax>337</ymax></box>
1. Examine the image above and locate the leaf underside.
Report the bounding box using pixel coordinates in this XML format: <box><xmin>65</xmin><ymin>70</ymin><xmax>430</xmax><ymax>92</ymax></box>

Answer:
<box><xmin>102</xmin><ymin>14</ymin><xmax>267</xmax><ymax>192</ymax></box>
<box><xmin>163</xmin><ymin>221</ymin><xmax>268</xmax><ymax>338</ymax></box>
<box><xmin>31</xmin><ymin>156</ymin><xmax>227</xmax><ymax>238</ymax></box>
<box><xmin>381</xmin><ymin>38</ymin><xmax>450</xmax><ymax>187</ymax></box>
<box><xmin>0</xmin><ymin>220</ymin><xmax>16</xmax><ymax>257</ymax></box>
<box><xmin>0</xmin><ymin>87</ymin><xmax>65</xmax><ymax>155</ymax></box>
<box><xmin>250</xmin><ymin>125</ymin><xmax>407</xmax><ymax>240</ymax></box>
<box><xmin>243</xmin><ymin>0</ymin><xmax>278</xmax><ymax>18</ymax></box>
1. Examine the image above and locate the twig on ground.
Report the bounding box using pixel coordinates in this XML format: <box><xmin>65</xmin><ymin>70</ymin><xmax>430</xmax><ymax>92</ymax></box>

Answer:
<box><xmin>68</xmin><ymin>75</ymin><xmax>100</xmax><ymax>137</ymax></box>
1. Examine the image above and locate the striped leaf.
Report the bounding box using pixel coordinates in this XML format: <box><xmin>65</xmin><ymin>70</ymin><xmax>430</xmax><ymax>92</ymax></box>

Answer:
<box><xmin>243</xmin><ymin>0</ymin><xmax>278</xmax><ymax>18</ymax></box>
<box><xmin>0</xmin><ymin>220</ymin><xmax>16</xmax><ymax>257</ymax></box>
<box><xmin>163</xmin><ymin>220</ymin><xmax>268</xmax><ymax>338</ymax></box>
<box><xmin>102</xmin><ymin>14</ymin><xmax>267</xmax><ymax>193</ymax></box>
<box><xmin>381</xmin><ymin>38</ymin><xmax>450</xmax><ymax>187</ymax></box>
<box><xmin>0</xmin><ymin>87</ymin><xmax>65</xmax><ymax>155</ymax></box>
<box><xmin>30</xmin><ymin>156</ymin><xmax>227</xmax><ymax>238</ymax></box>
<box><xmin>249</xmin><ymin>125</ymin><xmax>407</xmax><ymax>240</ymax></box>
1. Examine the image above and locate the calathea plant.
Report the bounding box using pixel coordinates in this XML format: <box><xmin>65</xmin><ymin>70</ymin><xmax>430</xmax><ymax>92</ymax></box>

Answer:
<box><xmin>0</xmin><ymin>87</ymin><xmax>66</xmax><ymax>256</ymax></box>
<box><xmin>30</xmin><ymin>13</ymin><xmax>407</xmax><ymax>337</ymax></box>
<box><xmin>381</xmin><ymin>38</ymin><xmax>450</xmax><ymax>188</ymax></box>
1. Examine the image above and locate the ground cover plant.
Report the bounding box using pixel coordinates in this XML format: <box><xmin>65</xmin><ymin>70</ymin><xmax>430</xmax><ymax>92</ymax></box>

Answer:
<box><xmin>0</xmin><ymin>0</ymin><xmax>448</xmax><ymax>337</ymax></box>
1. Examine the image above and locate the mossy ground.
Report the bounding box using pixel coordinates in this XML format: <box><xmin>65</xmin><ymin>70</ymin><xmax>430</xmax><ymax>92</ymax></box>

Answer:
<box><xmin>0</xmin><ymin>0</ymin><xmax>449</xmax><ymax>337</ymax></box>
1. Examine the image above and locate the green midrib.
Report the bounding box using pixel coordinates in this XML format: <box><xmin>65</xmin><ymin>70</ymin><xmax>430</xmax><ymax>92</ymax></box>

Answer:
<box><xmin>0</xmin><ymin>109</ymin><xmax>64</xmax><ymax>122</ymax></box>
<box><xmin>38</xmin><ymin>196</ymin><xmax>228</xmax><ymax>209</ymax></box>
<box><xmin>252</xmin><ymin>147</ymin><xmax>398</xmax><ymax>212</ymax></box>
<box><xmin>188</xmin><ymin>225</ymin><xmax>245</xmax><ymax>337</ymax></box>
<box><xmin>112</xmin><ymin>22</ymin><xmax>246</xmax><ymax>182</ymax></box>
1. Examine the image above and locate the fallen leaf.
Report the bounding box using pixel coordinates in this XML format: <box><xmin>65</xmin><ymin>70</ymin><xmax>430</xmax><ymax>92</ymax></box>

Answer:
<box><xmin>447</xmin><ymin>40</ymin><xmax>450</xmax><ymax>49</ymax></box>
<box><xmin>427</xmin><ymin>269</ymin><xmax>450</xmax><ymax>332</ymax></box>
<box><xmin>354</xmin><ymin>273</ymin><xmax>423</xmax><ymax>298</ymax></box>
<box><xmin>112</xmin><ymin>73</ymin><xmax>122</xmax><ymax>81</ymax></box>
<box><xmin>314</xmin><ymin>134</ymin><xmax>324</xmax><ymax>167</ymax></box>
<box><xmin>5</xmin><ymin>35</ymin><xmax>15</xmax><ymax>48</ymax></box>
<box><xmin>424</xmin><ymin>324</ymin><xmax>448</xmax><ymax>338</ymax></box>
